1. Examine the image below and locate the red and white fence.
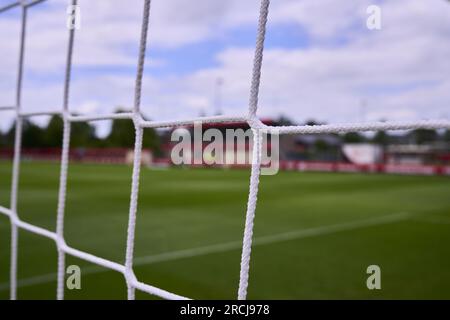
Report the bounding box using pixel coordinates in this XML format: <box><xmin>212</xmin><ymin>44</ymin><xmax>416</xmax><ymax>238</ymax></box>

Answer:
<box><xmin>1</xmin><ymin>148</ymin><xmax>448</xmax><ymax>176</ymax></box>
<box><xmin>279</xmin><ymin>161</ymin><xmax>450</xmax><ymax>176</ymax></box>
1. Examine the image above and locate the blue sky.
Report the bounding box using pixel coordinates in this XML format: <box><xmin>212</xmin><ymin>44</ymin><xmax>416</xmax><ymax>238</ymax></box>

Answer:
<box><xmin>0</xmin><ymin>0</ymin><xmax>449</xmax><ymax>135</ymax></box>
<box><xmin>145</xmin><ymin>22</ymin><xmax>311</xmax><ymax>77</ymax></box>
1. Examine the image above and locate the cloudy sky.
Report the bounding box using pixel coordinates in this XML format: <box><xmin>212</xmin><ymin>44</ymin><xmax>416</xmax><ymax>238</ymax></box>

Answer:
<box><xmin>0</xmin><ymin>0</ymin><xmax>449</xmax><ymax>135</ymax></box>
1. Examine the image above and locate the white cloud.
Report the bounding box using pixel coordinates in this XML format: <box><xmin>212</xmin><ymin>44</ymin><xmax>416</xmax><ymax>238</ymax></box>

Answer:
<box><xmin>1</xmin><ymin>0</ymin><xmax>449</xmax><ymax>132</ymax></box>
<box><xmin>269</xmin><ymin>0</ymin><xmax>366</xmax><ymax>39</ymax></box>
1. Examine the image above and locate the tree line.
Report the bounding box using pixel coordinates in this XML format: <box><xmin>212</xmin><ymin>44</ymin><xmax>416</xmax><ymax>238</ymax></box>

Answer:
<box><xmin>343</xmin><ymin>129</ymin><xmax>450</xmax><ymax>145</ymax></box>
<box><xmin>290</xmin><ymin>118</ymin><xmax>450</xmax><ymax>145</ymax></box>
<box><xmin>0</xmin><ymin>111</ymin><xmax>160</xmax><ymax>153</ymax></box>
<box><xmin>0</xmin><ymin>113</ymin><xmax>448</xmax><ymax>151</ymax></box>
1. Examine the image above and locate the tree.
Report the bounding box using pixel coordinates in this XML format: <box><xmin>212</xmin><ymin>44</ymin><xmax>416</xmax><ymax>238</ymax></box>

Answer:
<box><xmin>4</xmin><ymin>123</ymin><xmax>16</xmax><ymax>147</ymax></box>
<box><xmin>372</xmin><ymin>131</ymin><xmax>389</xmax><ymax>146</ymax></box>
<box><xmin>143</xmin><ymin>126</ymin><xmax>161</xmax><ymax>154</ymax></box>
<box><xmin>23</xmin><ymin>121</ymin><xmax>45</xmax><ymax>147</ymax></box>
<box><xmin>0</xmin><ymin>129</ymin><xmax>5</xmax><ymax>147</ymax></box>
<box><xmin>106</xmin><ymin>117</ymin><xmax>135</xmax><ymax>148</ymax></box>
<box><xmin>42</xmin><ymin>115</ymin><xmax>64</xmax><ymax>147</ymax></box>
<box><xmin>314</xmin><ymin>139</ymin><xmax>329</xmax><ymax>152</ymax></box>
<box><xmin>1</xmin><ymin>110</ymin><xmax>162</xmax><ymax>151</ymax></box>
<box><xmin>304</xmin><ymin>119</ymin><xmax>325</xmax><ymax>126</ymax></box>
<box><xmin>105</xmin><ymin>109</ymin><xmax>160</xmax><ymax>153</ymax></box>
<box><xmin>71</xmin><ymin>120</ymin><xmax>97</xmax><ymax>148</ymax></box>
<box><xmin>41</xmin><ymin>115</ymin><xmax>97</xmax><ymax>148</ymax></box>
<box><xmin>276</xmin><ymin>115</ymin><xmax>296</xmax><ymax>126</ymax></box>
<box><xmin>343</xmin><ymin>132</ymin><xmax>365</xmax><ymax>143</ymax></box>
<box><xmin>6</xmin><ymin>119</ymin><xmax>45</xmax><ymax>148</ymax></box>
<box><xmin>410</xmin><ymin>129</ymin><xmax>437</xmax><ymax>145</ymax></box>
<box><xmin>443</xmin><ymin>129</ymin><xmax>450</xmax><ymax>142</ymax></box>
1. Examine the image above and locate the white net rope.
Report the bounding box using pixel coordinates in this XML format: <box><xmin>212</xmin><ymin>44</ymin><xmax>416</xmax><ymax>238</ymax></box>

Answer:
<box><xmin>0</xmin><ymin>0</ymin><xmax>449</xmax><ymax>300</ymax></box>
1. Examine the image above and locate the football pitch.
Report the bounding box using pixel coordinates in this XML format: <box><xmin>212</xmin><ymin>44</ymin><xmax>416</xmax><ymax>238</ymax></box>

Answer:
<box><xmin>0</xmin><ymin>161</ymin><xmax>449</xmax><ymax>300</ymax></box>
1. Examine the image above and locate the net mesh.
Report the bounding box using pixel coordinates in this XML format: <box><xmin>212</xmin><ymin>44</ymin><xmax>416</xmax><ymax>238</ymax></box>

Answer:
<box><xmin>0</xmin><ymin>0</ymin><xmax>449</xmax><ymax>300</ymax></box>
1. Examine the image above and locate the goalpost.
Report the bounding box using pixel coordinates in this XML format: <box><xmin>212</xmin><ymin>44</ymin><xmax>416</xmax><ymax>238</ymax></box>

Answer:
<box><xmin>0</xmin><ymin>0</ymin><xmax>449</xmax><ymax>300</ymax></box>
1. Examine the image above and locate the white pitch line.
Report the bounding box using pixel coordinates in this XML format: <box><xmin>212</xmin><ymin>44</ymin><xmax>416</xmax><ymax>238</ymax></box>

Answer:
<box><xmin>0</xmin><ymin>212</ymin><xmax>410</xmax><ymax>292</ymax></box>
<box><xmin>409</xmin><ymin>214</ymin><xmax>450</xmax><ymax>225</ymax></box>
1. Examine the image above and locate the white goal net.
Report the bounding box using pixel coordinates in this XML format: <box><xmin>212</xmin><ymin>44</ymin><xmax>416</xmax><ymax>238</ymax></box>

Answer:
<box><xmin>0</xmin><ymin>0</ymin><xmax>449</xmax><ymax>300</ymax></box>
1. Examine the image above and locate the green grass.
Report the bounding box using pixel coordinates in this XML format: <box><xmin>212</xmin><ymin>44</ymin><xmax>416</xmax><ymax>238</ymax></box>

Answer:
<box><xmin>0</xmin><ymin>161</ymin><xmax>449</xmax><ymax>299</ymax></box>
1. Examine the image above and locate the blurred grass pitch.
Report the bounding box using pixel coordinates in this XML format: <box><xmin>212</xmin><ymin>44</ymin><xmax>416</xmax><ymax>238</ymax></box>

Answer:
<box><xmin>0</xmin><ymin>161</ymin><xmax>449</xmax><ymax>299</ymax></box>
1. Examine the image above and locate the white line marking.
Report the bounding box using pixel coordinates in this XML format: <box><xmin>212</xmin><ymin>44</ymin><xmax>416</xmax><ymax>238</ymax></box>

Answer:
<box><xmin>410</xmin><ymin>214</ymin><xmax>450</xmax><ymax>225</ymax></box>
<box><xmin>0</xmin><ymin>212</ymin><xmax>410</xmax><ymax>292</ymax></box>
